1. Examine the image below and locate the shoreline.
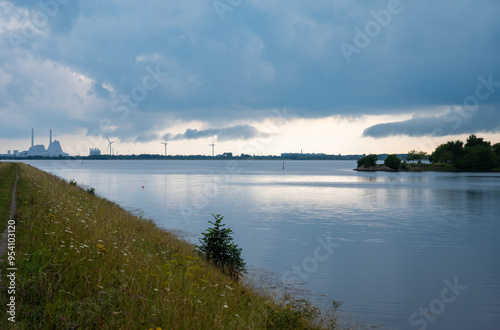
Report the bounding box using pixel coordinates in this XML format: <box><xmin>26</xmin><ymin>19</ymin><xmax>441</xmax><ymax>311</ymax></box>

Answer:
<box><xmin>0</xmin><ymin>163</ymin><xmax>341</xmax><ymax>328</ymax></box>
<box><xmin>354</xmin><ymin>163</ymin><xmax>500</xmax><ymax>172</ymax></box>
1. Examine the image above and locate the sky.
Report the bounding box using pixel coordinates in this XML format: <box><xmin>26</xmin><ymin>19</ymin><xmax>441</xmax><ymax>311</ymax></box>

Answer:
<box><xmin>0</xmin><ymin>0</ymin><xmax>499</xmax><ymax>156</ymax></box>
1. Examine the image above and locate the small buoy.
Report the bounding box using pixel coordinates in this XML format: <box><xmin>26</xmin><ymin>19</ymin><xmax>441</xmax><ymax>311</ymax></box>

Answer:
<box><xmin>142</xmin><ymin>186</ymin><xmax>144</xmax><ymax>189</ymax></box>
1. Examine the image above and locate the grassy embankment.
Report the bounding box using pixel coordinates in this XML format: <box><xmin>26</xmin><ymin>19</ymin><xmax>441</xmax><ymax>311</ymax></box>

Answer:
<box><xmin>0</xmin><ymin>162</ymin><xmax>16</xmax><ymax>233</ymax></box>
<box><xmin>0</xmin><ymin>163</ymin><xmax>337</xmax><ymax>329</ymax></box>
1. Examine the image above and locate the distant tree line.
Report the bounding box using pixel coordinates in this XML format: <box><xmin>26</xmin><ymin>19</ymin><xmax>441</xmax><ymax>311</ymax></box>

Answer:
<box><xmin>430</xmin><ymin>135</ymin><xmax>500</xmax><ymax>171</ymax></box>
<box><xmin>356</xmin><ymin>134</ymin><xmax>500</xmax><ymax>172</ymax></box>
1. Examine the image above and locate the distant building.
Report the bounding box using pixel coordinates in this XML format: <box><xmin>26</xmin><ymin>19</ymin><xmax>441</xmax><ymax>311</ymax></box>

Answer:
<box><xmin>19</xmin><ymin>129</ymin><xmax>69</xmax><ymax>157</ymax></box>
<box><xmin>26</xmin><ymin>140</ymin><xmax>69</xmax><ymax>157</ymax></box>
<box><xmin>28</xmin><ymin>145</ymin><xmax>48</xmax><ymax>156</ymax></box>
<box><xmin>89</xmin><ymin>148</ymin><xmax>101</xmax><ymax>156</ymax></box>
<box><xmin>222</xmin><ymin>152</ymin><xmax>233</xmax><ymax>158</ymax></box>
<box><xmin>46</xmin><ymin>140</ymin><xmax>68</xmax><ymax>157</ymax></box>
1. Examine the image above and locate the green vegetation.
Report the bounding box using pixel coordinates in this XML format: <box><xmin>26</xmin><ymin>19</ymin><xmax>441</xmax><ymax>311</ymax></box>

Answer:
<box><xmin>197</xmin><ymin>214</ymin><xmax>246</xmax><ymax>280</ymax></box>
<box><xmin>493</xmin><ymin>143</ymin><xmax>500</xmax><ymax>157</ymax></box>
<box><xmin>0</xmin><ymin>162</ymin><xmax>17</xmax><ymax>232</ymax></box>
<box><xmin>430</xmin><ymin>135</ymin><xmax>500</xmax><ymax>172</ymax></box>
<box><xmin>384</xmin><ymin>154</ymin><xmax>402</xmax><ymax>170</ymax></box>
<box><xmin>0</xmin><ymin>163</ymin><xmax>339</xmax><ymax>329</ymax></box>
<box><xmin>407</xmin><ymin>150</ymin><xmax>427</xmax><ymax>163</ymax></box>
<box><xmin>400</xmin><ymin>162</ymin><xmax>457</xmax><ymax>172</ymax></box>
<box><xmin>357</xmin><ymin>154</ymin><xmax>378</xmax><ymax>168</ymax></box>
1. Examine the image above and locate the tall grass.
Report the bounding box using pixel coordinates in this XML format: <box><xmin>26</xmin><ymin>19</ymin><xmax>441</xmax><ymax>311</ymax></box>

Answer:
<box><xmin>0</xmin><ymin>162</ymin><xmax>17</xmax><ymax>230</ymax></box>
<box><xmin>0</xmin><ymin>163</ymin><xmax>337</xmax><ymax>329</ymax></box>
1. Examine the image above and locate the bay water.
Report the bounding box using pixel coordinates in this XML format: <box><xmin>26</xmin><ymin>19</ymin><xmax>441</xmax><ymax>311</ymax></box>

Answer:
<box><xmin>20</xmin><ymin>160</ymin><xmax>500</xmax><ymax>329</ymax></box>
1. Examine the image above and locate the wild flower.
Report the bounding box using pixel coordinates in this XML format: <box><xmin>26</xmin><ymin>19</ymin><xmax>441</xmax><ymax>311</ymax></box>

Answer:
<box><xmin>96</xmin><ymin>244</ymin><xmax>108</xmax><ymax>254</ymax></box>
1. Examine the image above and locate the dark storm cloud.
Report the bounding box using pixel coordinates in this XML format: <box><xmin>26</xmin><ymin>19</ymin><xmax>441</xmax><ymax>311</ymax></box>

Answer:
<box><xmin>166</xmin><ymin>125</ymin><xmax>268</xmax><ymax>142</ymax></box>
<box><xmin>363</xmin><ymin>106</ymin><xmax>500</xmax><ymax>138</ymax></box>
<box><xmin>1</xmin><ymin>0</ymin><xmax>499</xmax><ymax>141</ymax></box>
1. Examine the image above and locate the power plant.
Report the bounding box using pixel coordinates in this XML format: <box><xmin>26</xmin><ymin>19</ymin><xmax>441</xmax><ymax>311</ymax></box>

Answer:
<box><xmin>1</xmin><ymin>129</ymin><xmax>69</xmax><ymax>157</ymax></box>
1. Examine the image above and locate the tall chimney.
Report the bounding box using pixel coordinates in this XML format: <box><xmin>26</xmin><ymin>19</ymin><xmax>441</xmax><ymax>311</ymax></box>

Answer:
<box><xmin>50</xmin><ymin>129</ymin><xmax>52</xmax><ymax>145</ymax></box>
<box><xmin>31</xmin><ymin>129</ymin><xmax>34</xmax><ymax>147</ymax></box>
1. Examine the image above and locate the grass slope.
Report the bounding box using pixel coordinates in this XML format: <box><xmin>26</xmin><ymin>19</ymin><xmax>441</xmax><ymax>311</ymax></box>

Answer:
<box><xmin>0</xmin><ymin>162</ymin><xmax>16</xmax><ymax>232</ymax></box>
<box><xmin>1</xmin><ymin>163</ymin><xmax>336</xmax><ymax>329</ymax></box>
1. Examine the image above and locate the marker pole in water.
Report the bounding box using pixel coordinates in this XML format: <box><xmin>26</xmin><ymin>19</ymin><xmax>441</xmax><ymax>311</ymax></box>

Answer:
<box><xmin>283</xmin><ymin>161</ymin><xmax>285</xmax><ymax>170</ymax></box>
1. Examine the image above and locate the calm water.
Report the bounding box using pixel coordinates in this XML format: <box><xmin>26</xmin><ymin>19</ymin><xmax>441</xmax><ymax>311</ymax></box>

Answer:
<box><xmin>19</xmin><ymin>160</ymin><xmax>500</xmax><ymax>329</ymax></box>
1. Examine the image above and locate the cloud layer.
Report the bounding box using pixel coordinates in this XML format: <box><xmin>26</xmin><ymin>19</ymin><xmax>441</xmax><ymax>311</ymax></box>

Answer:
<box><xmin>1</xmin><ymin>0</ymin><xmax>499</xmax><ymax>142</ymax></box>
<box><xmin>166</xmin><ymin>125</ymin><xmax>268</xmax><ymax>142</ymax></box>
<box><xmin>363</xmin><ymin>107</ymin><xmax>500</xmax><ymax>138</ymax></box>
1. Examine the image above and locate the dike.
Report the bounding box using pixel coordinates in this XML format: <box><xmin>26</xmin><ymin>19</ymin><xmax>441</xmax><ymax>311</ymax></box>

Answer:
<box><xmin>0</xmin><ymin>163</ymin><xmax>338</xmax><ymax>329</ymax></box>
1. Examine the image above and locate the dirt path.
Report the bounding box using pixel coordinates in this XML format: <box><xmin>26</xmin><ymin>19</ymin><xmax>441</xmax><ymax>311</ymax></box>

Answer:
<box><xmin>0</xmin><ymin>167</ymin><xmax>18</xmax><ymax>269</ymax></box>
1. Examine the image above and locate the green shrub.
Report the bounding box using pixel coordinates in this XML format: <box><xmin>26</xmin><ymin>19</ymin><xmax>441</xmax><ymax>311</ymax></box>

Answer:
<box><xmin>69</xmin><ymin>179</ymin><xmax>78</xmax><ymax>186</ymax></box>
<box><xmin>357</xmin><ymin>154</ymin><xmax>378</xmax><ymax>168</ymax></box>
<box><xmin>384</xmin><ymin>154</ymin><xmax>401</xmax><ymax>170</ymax></box>
<box><xmin>86</xmin><ymin>187</ymin><xmax>96</xmax><ymax>195</ymax></box>
<box><xmin>265</xmin><ymin>294</ymin><xmax>322</xmax><ymax>329</ymax></box>
<box><xmin>197</xmin><ymin>214</ymin><xmax>246</xmax><ymax>279</ymax></box>
<box><xmin>459</xmin><ymin>145</ymin><xmax>497</xmax><ymax>172</ymax></box>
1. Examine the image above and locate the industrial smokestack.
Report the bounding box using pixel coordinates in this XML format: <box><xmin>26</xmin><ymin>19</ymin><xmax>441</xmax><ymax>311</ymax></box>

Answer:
<box><xmin>50</xmin><ymin>129</ymin><xmax>52</xmax><ymax>145</ymax></box>
<box><xmin>31</xmin><ymin>129</ymin><xmax>34</xmax><ymax>147</ymax></box>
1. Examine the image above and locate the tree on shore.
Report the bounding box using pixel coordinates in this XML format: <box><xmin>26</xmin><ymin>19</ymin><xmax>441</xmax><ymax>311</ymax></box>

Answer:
<box><xmin>460</xmin><ymin>145</ymin><xmax>498</xmax><ymax>172</ymax></box>
<box><xmin>465</xmin><ymin>134</ymin><xmax>491</xmax><ymax>148</ymax></box>
<box><xmin>407</xmin><ymin>150</ymin><xmax>427</xmax><ymax>163</ymax></box>
<box><xmin>430</xmin><ymin>140</ymin><xmax>464</xmax><ymax>164</ymax></box>
<box><xmin>197</xmin><ymin>214</ymin><xmax>246</xmax><ymax>279</ymax></box>
<box><xmin>384</xmin><ymin>154</ymin><xmax>401</xmax><ymax>170</ymax></box>
<box><xmin>357</xmin><ymin>154</ymin><xmax>378</xmax><ymax>168</ymax></box>
<box><xmin>430</xmin><ymin>135</ymin><xmax>500</xmax><ymax>171</ymax></box>
<box><xmin>458</xmin><ymin>135</ymin><xmax>497</xmax><ymax>171</ymax></box>
<box><xmin>493</xmin><ymin>143</ymin><xmax>500</xmax><ymax>157</ymax></box>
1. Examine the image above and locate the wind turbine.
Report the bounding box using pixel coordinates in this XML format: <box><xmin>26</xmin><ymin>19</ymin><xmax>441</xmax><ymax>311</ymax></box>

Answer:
<box><xmin>105</xmin><ymin>135</ymin><xmax>115</xmax><ymax>156</ymax></box>
<box><xmin>209</xmin><ymin>139</ymin><xmax>215</xmax><ymax>157</ymax></box>
<box><xmin>160</xmin><ymin>139</ymin><xmax>168</xmax><ymax>157</ymax></box>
